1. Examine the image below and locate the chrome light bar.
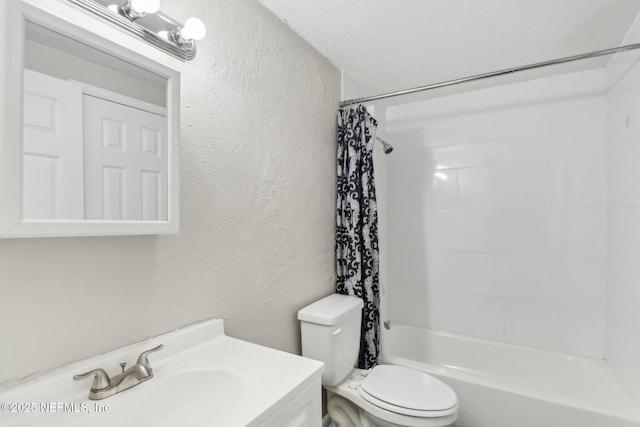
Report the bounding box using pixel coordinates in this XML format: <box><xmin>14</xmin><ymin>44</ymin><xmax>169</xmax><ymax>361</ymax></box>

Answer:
<box><xmin>66</xmin><ymin>0</ymin><xmax>206</xmax><ymax>61</ymax></box>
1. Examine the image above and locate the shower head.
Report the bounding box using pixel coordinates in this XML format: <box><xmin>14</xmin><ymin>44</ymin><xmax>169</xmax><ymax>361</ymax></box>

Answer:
<box><xmin>376</xmin><ymin>137</ymin><xmax>394</xmax><ymax>154</ymax></box>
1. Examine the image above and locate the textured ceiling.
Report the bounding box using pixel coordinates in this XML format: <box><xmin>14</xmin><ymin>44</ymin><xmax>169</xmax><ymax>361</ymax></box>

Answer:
<box><xmin>258</xmin><ymin>0</ymin><xmax>640</xmax><ymax>103</ymax></box>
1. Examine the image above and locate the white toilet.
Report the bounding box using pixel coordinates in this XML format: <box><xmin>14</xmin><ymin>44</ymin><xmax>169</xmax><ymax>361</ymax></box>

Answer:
<box><xmin>298</xmin><ymin>294</ymin><xmax>458</xmax><ymax>427</ymax></box>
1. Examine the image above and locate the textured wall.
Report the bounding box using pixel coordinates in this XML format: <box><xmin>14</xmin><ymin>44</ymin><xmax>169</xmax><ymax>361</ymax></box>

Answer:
<box><xmin>0</xmin><ymin>0</ymin><xmax>340</xmax><ymax>383</ymax></box>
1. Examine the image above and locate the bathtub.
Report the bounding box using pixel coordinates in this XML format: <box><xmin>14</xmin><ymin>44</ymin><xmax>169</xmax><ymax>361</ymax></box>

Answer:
<box><xmin>382</xmin><ymin>324</ymin><xmax>640</xmax><ymax>427</ymax></box>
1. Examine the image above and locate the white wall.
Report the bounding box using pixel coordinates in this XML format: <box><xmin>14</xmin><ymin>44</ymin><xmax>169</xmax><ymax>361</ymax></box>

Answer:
<box><xmin>25</xmin><ymin>39</ymin><xmax>166</xmax><ymax>107</ymax></box>
<box><xmin>382</xmin><ymin>69</ymin><xmax>607</xmax><ymax>358</ymax></box>
<box><xmin>0</xmin><ymin>0</ymin><xmax>340</xmax><ymax>383</ymax></box>
<box><xmin>606</xmin><ymin>10</ymin><xmax>640</xmax><ymax>405</ymax></box>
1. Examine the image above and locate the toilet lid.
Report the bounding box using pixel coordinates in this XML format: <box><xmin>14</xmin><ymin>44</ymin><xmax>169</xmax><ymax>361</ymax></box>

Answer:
<box><xmin>360</xmin><ymin>365</ymin><xmax>457</xmax><ymax>412</ymax></box>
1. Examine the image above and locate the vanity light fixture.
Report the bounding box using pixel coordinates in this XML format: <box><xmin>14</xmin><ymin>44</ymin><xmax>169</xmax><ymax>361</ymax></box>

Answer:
<box><xmin>119</xmin><ymin>0</ymin><xmax>161</xmax><ymax>20</ymax></box>
<box><xmin>66</xmin><ymin>0</ymin><xmax>206</xmax><ymax>60</ymax></box>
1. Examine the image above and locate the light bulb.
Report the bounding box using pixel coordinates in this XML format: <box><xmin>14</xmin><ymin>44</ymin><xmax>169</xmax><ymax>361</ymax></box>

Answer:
<box><xmin>130</xmin><ymin>0</ymin><xmax>160</xmax><ymax>15</ymax></box>
<box><xmin>180</xmin><ymin>17</ymin><xmax>206</xmax><ymax>41</ymax></box>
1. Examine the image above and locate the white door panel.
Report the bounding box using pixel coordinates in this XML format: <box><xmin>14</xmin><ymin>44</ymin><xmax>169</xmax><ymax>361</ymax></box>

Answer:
<box><xmin>83</xmin><ymin>95</ymin><xmax>167</xmax><ymax>221</ymax></box>
<box><xmin>23</xmin><ymin>69</ymin><xmax>84</xmax><ymax>219</ymax></box>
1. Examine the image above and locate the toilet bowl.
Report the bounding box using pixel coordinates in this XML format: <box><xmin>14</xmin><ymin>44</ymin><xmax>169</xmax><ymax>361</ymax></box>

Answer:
<box><xmin>298</xmin><ymin>294</ymin><xmax>458</xmax><ymax>427</ymax></box>
<box><xmin>327</xmin><ymin>366</ymin><xmax>458</xmax><ymax>427</ymax></box>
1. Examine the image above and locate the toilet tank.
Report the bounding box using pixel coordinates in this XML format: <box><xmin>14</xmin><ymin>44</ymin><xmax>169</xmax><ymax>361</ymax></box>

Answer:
<box><xmin>298</xmin><ymin>294</ymin><xmax>363</xmax><ymax>387</ymax></box>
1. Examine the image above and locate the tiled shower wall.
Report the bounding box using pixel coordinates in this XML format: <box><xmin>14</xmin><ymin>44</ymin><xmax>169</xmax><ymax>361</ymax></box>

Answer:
<box><xmin>383</xmin><ymin>69</ymin><xmax>607</xmax><ymax>358</ymax></box>
<box><xmin>606</xmin><ymin>12</ymin><xmax>640</xmax><ymax>403</ymax></box>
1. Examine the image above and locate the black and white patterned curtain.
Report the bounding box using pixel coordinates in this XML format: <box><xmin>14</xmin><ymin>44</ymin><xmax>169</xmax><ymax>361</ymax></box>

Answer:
<box><xmin>335</xmin><ymin>105</ymin><xmax>380</xmax><ymax>370</ymax></box>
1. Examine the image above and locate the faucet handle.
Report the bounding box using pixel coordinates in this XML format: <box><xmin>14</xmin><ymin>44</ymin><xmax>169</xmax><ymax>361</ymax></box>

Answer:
<box><xmin>73</xmin><ymin>368</ymin><xmax>111</xmax><ymax>390</ymax></box>
<box><xmin>136</xmin><ymin>344</ymin><xmax>163</xmax><ymax>369</ymax></box>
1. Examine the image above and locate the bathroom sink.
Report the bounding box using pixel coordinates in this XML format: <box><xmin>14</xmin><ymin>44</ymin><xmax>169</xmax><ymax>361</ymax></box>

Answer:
<box><xmin>55</xmin><ymin>369</ymin><xmax>244</xmax><ymax>427</ymax></box>
<box><xmin>150</xmin><ymin>370</ymin><xmax>244</xmax><ymax>426</ymax></box>
<box><xmin>150</xmin><ymin>369</ymin><xmax>244</xmax><ymax>426</ymax></box>
<box><xmin>0</xmin><ymin>319</ymin><xmax>324</xmax><ymax>427</ymax></box>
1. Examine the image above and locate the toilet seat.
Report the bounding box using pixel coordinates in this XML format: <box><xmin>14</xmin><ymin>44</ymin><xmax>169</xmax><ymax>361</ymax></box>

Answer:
<box><xmin>359</xmin><ymin>388</ymin><xmax>455</xmax><ymax>418</ymax></box>
<box><xmin>359</xmin><ymin>365</ymin><xmax>457</xmax><ymax>416</ymax></box>
<box><xmin>326</xmin><ymin>367</ymin><xmax>458</xmax><ymax>427</ymax></box>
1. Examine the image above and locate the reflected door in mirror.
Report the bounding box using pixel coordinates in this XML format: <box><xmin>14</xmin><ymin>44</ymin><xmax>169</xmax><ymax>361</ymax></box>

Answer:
<box><xmin>23</xmin><ymin>69</ymin><xmax>84</xmax><ymax>219</ymax></box>
<box><xmin>83</xmin><ymin>94</ymin><xmax>167</xmax><ymax>221</ymax></box>
<box><xmin>22</xmin><ymin>73</ymin><xmax>168</xmax><ymax>221</ymax></box>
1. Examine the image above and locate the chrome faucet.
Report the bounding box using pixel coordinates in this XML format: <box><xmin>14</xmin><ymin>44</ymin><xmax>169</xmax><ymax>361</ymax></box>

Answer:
<box><xmin>73</xmin><ymin>344</ymin><xmax>163</xmax><ymax>400</ymax></box>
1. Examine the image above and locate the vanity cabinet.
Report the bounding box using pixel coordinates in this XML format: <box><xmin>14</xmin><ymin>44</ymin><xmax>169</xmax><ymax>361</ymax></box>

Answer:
<box><xmin>259</xmin><ymin>379</ymin><xmax>322</xmax><ymax>427</ymax></box>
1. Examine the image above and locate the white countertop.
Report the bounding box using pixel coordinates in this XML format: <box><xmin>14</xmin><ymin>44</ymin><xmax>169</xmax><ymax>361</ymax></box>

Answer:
<box><xmin>0</xmin><ymin>318</ymin><xmax>324</xmax><ymax>426</ymax></box>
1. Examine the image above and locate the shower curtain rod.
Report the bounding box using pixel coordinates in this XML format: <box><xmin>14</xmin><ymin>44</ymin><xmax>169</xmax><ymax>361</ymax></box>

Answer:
<box><xmin>340</xmin><ymin>41</ymin><xmax>640</xmax><ymax>107</ymax></box>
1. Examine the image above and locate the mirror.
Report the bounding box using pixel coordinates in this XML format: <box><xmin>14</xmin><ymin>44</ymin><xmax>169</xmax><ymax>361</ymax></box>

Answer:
<box><xmin>0</xmin><ymin>0</ymin><xmax>180</xmax><ymax>237</ymax></box>
<box><xmin>24</xmin><ymin>22</ymin><xmax>168</xmax><ymax>222</ymax></box>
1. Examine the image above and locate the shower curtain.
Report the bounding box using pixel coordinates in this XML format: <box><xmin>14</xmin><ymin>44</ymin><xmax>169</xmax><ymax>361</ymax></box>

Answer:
<box><xmin>335</xmin><ymin>104</ymin><xmax>380</xmax><ymax>370</ymax></box>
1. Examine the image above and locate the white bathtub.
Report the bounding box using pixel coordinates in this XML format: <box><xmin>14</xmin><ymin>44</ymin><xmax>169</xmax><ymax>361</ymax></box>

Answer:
<box><xmin>382</xmin><ymin>324</ymin><xmax>640</xmax><ymax>427</ymax></box>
